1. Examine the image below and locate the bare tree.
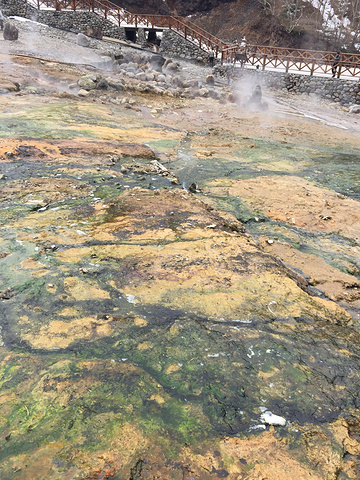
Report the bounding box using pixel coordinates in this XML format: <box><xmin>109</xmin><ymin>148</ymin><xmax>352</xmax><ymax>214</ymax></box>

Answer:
<box><xmin>312</xmin><ymin>0</ymin><xmax>360</xmax><ymax>49</ymax></box>
<box><xmin>347</xmin><ymin>0</ymin><xmax>360</xmax><ymax>49</ymax></box>
<box><xmin>259</xmin><ymin>0</ymin><xmax>278</xmax><ymax>16</ymax></box>
<box><xmin>282</xmin><ymin>0</ymin><xmax>305</xmax><ymax>32</ymax></box>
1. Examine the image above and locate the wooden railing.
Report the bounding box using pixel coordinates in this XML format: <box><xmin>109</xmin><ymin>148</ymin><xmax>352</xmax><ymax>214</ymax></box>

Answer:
<box><xmin>23</xmin><ymin>0</ymin><xmax>360</xmax><ymax>78</ymax></box>
<box><xmin>222</xmin><ymin>44</ymin><xmax>360</xmax><ymax>78</ymax></box>
<box><xmin>25</xmin><ymin>0</ymin><xmax>229</xmax><ymax>56</ymax></box>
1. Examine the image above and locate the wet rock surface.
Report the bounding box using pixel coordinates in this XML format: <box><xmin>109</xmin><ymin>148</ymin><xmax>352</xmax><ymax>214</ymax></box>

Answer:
<box><xmin>0</xmin><ymin>19</ymin><xmax>360</xmax><ymax>480</ymax></box>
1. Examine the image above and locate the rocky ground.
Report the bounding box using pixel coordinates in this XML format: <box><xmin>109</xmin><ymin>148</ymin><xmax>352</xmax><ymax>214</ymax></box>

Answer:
<box><xmin>1</xmin><ymin>17</ymin><xmax>360</xmax><ymax>480</ymax></box>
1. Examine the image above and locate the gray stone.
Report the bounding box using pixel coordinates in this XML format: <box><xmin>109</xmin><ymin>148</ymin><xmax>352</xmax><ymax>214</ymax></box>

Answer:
<box><xmin>85</xmin><ymin>25</ymin><xmax>102</xmax><ymax>39</ymax></box>
<box><xmin>199</xmin><ymin>87</ymin><xmax>209</xmax><ymax>97</ymax></box>
<box><xmin>105</xmin><ymin>78</ymin><xmax>124</xmax><ymax>91</ymax></box>
<box><xmin>77</xmin><ymin>33</ymin><xmax>90</xmax><ymax>47</ymax></box>
<box><xmin>132</xmin><ymin>54</ymin><xmax>141</xmax><ymax>64</ymax></box>
<box><xmin>3</xmin><ymin>22</ymin><xmax>19</xmax><ymax>41</ymax></box>
<box><xmin>149</xmin><ymin>55</ymin><xmax>166</xmax><ymax>72</ymax></box>
<box><xmin>165</xmin><ymin>61</ymin><xmax>179</xmax><ymax>72</ymax></box>
<box><xmin>153</xmin><ymin>87</ymin><xmax>165</xmax><ymax>95</ymax></box>
<box><xmin>77</xmin><ymin>75</ymin><xmax>97</xmax><ymax>90</ymax></box>
<box><xmin>183</xmin><ymin>79</ymin><xmax>198</xmax><ymax>88</ymax></box>
<box><xmin>349</xmin><ymin>104</ymin><xmax>360</xmax><ymax>114</ymax></box>
<box><xmin>78</xmin><ymin>89</ymin><xmax>90</xmax><ymax>97</ymax></box>
<box><xmin>171</xmin><ymin>76</ymin><xmax>183</xmax><ymax>88</ymax></box>
<box><xmin>136</xmin><ymin>72</ymin><xmax>147</xmax><ymax>81</ymax></box>
<box><xmin>182</xmin><ymin>87</ymin><xmax>195</xmax><ymax>98</ymax></box>
<box><xmin>96</xmin><ymin>78</ymin><xmax>109</xmax><ymax>90</ymax></box>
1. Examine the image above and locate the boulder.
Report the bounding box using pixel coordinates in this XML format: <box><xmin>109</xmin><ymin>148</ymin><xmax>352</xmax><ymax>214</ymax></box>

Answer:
<box><xmin>78</xmin><ymin>89</ymin><xmax>90</xmax><ymax>97</ymax></box>
<box><xmin>3</xmin><ymin>22</ymin><xmax>19</xmax><ymax>41</ymax></box>
<box><xmin>349</xmin><ymin>104</ymin><xmax>360</xmax><ymax>114</ymax></box>
<box><xmin>132</xmin><ymin>54</ymin><xmax>141</xmax><ymax>64</ymax></box>
<box><xmin>208</xmin><ymin>89</ymin><xmax>219</xmax><ymax>100</ymax></box>
<box><xmin>182</xmin><ymin>87</ymin><xmax>195</xmax><ymax>98</ymax></box>
<box><xmin>124</xmin><ymin>52</ymin><xmax>135</xmax><ymax>63</ymax></box>
<box><xmin>198</xmin><ymin>88</ymin><xmax>209</xmax><ymax>97</ymax></box>
<box><xmin>96</xmin><ymin>78</ymin><xmax>109</xmax><ymax>90</ymax></box>
<box><xmin>171</xmin><ymin>76</ymin><xmax>183</xmax><ymax>88</ymax></box>
<box><xmin>0</xmin><ymin>79</ymin><xmax>20</xmax><ymax>92</ymax></box>
<box><xmin>105</xmin><ymin>78</ymin><xmax>124</xmax><ymax>91</ymax></box>
<box><xmin>149</xmin><ymin>55</ymin><xmax>166</xmax><ymax>72</ymax></box>
<box><xmin>77</xmin><ymin>33</ymin><xmax>90</xmax><ymax>47</ymax></box>
<box><xmin>77</xmin><ymin>75</ymin><xmax>97</xmax><ymax>90</ymax></box>
<box><xmin>136</xmin><ymin>72</ymin><xmax>147</xmax><ymax>81</ymax></box>
<box><xmin>164</xmin><ymin>60</ymin><xmax>179</xmax><ymax>72</ymax></box>
<box><xmin>86</xmin><ymin>25</ymin><xmax>102</xmax><ymax>39</ymax></box>
<box><xmin>183</xmin><ymin>79</ymin><xmax>198</xmax><ymax>88</ymax></box>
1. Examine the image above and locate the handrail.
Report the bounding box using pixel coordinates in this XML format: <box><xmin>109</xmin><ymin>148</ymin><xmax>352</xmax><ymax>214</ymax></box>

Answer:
<box><xmin>25</xmin><ymin>0</ymin><xmax>229</xmax><ymax>55</ymax></box>
<box><xmin>23</xmin><ymin>0</ymin><xmax>360</xmax><ymax>77</ymax></box>
<box><xmin>222</xmin><ymin>44</ymin><xmax>360</xmax><ymax>77</ymax></box>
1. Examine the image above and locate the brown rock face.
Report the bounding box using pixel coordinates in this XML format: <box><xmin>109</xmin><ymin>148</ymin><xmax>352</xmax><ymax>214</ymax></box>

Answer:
<box><xmin>112</xmin><ymin>0</ymin><xmax>334</xmax><ymax>49</ymax></box>
<box><xmin>113</xmin><ymin>0</ymin><xmax>237</xmax><ymax>16</ymax></box>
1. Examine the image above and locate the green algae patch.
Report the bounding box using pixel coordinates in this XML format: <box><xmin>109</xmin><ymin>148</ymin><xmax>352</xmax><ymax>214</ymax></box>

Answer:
<box><xmin>1</xmin><ymin>78</ymin><xmax>360</xmax><ymax>479</ymax></box>
<box><xmin>0</xmin><ymin>353</ymin><xmax>213</xmax><ymax>478</ymax></box>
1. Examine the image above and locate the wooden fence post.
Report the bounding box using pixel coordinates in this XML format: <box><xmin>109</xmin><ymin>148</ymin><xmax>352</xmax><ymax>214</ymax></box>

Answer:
<box><xmin>310</xmin><ymin>61</ymin><xmax>315</xmax><ymax>76</ymax></box>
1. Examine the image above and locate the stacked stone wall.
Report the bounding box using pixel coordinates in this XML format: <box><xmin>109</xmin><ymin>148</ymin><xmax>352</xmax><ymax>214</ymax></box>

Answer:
<box><xmin>0</xmin><ymin>0</ymin><xmax>127</xmax><ymax>38</ymax></box>
<box><xmin>159</xmin><ymin>30</ymin><xmax>209</xmax><ymax>64</ymax></box>
<box><xmin>241</xmin><ymin>69</ymin><xmax>360</xmax><ymax>105</ymax></box>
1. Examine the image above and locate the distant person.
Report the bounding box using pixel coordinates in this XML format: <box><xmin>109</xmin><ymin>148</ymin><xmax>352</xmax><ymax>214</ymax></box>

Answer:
<box><xmin>246</xmin><ymin>84</ymin><xmax>268</xmax><ymax>110</ymax></box>
<box><xmin>209</xmin><ymin>49</ymin><xmax>215</xmax><ymax>68</ymax></box>
<box><xmin>255</xmin><ymin>65</ymin><xmax>263</xmax><ymax>84</ymax></box>
<box><xmin>251</xmin><ymin>84</ymin><xmax>262</xmax><ymax>104</ymax></box>
<box><xmin>0</xmin><ymin>10</ymin><xmax>4</xmax><ymax>31</ymax></box>
<box><xmin>332</xmin><ymin>52</ymin><xmax>341</xmax><ymax>78</ymax></box>
<box><xmin>240</xmin><ymin>37</ymin><xmax>248</xmax><ymax>47</ymax></box>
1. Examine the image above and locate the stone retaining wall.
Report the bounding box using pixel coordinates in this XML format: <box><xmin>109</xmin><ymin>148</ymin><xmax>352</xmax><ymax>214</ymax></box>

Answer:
<box><xmin>239</xmin><ymin>69</ymin><xmax>360</xmax><ymax>105</ymax></box>
<box><xmin>159</xmin><ymin>30</ymin><xmax>209</xmax><ymax>64</ymax></box>
<box><xmin>0</xmin><ymin>0</ymin><xmax>127</xmax><ymax>39</ymax></box>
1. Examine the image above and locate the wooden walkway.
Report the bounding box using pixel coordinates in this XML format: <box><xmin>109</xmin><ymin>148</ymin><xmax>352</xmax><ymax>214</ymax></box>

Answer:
<box><xmin>25</xmin><ymin>0</ymin><xmax>360</xmax><ymax>78</ymax></box>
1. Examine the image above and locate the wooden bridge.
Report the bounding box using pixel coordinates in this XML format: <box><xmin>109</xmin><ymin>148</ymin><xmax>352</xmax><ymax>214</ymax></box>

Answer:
<box><xmin>24</xmin><ymin>0</ymin><xmax>360</xmax><ymax>78</ymax></box>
